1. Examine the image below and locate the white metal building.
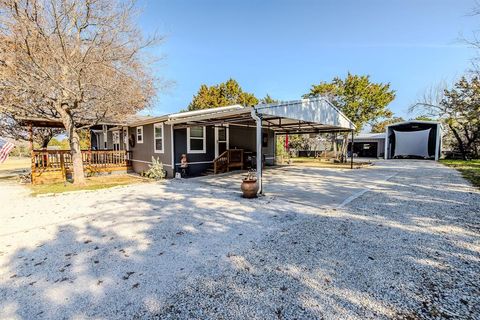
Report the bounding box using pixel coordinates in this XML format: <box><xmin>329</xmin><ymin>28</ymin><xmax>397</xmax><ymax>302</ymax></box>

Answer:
<box><xmin>384</xmin><ymin>120</ymin><xmax>442</xmax><ymax>161</ymax></box>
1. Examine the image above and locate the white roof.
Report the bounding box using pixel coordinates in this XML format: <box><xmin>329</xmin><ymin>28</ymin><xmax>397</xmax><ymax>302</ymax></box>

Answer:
<box><xmin>128</xmin><ymin>97</ymin><xmax>356</xmax><ymax>133</ymax></box>
<box><xmin>386</xmin><ymin>120</ymin><xmax>440</xmax><ymax>128</ymax></box>
<box><xmin>355</xmin><ymin>132</ymin><xmax>386</xmax><ymax>139</ymax></box>
<box><xmin>255</xmin><ymin>98</ymin><xmax>355</xmax><ymax>131</ymax></box>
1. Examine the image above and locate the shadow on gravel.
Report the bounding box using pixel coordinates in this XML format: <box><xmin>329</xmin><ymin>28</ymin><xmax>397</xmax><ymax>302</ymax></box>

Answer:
<box><xmin>149</xmin><ymin>163</ymin><xmax>480</xmax><ymax>319</ymax></box>
<box><xmin>0</xmin><ymin>162</ymin><xmax>479</xmax><ymax>319</ymax></box>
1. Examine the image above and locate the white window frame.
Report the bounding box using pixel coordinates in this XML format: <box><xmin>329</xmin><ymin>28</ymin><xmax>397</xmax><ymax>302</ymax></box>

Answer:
<box><xmin>136</xmin><ymin>126</ymin><xmax>144</xmax><ymax>144</ymax></box>
<box><xmin>214</xmin><ymin>124</ymin><xmax>229</xmax><ymax>157</ymax></box>
<box><xmin>153</xmin><ymin>123</ymin><xmax>164</xmax><ymax>153</ymax></box>
<box><xmin>187</xmin><ymin>126</ymin><xmax>206</xmax><ymax>154</ymax></box>
<box><xmin>112</xmin><ymin>130</ymin><xmax>120</xmax><ymax>151</ymax></box>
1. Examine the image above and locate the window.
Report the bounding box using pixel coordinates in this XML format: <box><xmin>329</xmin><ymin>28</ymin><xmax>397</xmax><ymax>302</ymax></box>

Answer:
<box><xmin>112</xmin><ymin>131</ymin><xmax>120</xmax><ymax>151</ymax></box>
<box><xmin>187</xmin><ymin>126</ymin><xmax>206</xmax><ymax>153</ymax></box>
<box><xmin>136</xmin><ymin>126</ymin><xmax>143</xmax><ymax>144</ymax></box>
<box><xmin>154</xmin><ymin>123</ymin><xmax>164</xmax><ymax>153</ymax></box>
<box><xmin>262</xmin><ymin>133</ymin><xmax>268</xmax><ymax>148</ymax></box>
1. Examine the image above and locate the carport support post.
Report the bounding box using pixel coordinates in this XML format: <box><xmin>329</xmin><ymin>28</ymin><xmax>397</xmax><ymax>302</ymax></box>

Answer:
<box><xmin>350</xmin><ymin>130</ymin><xmax>354</xmax><ymax>169</ymax></box>
<box><xmin>251</xmin><ymin>108</ymin><xmax>263</xmax><ymax>195</ymax></box>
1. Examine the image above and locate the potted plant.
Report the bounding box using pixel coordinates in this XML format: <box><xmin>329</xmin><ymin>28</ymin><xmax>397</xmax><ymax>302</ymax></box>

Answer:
<box><xmin>241</xmin><ymin>170</ymin><xmax>259</xmax><ymax>198</ymax></box>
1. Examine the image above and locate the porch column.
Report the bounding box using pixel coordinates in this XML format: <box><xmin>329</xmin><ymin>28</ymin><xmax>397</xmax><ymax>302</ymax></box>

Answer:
<box><xmin>251</xmin><ymin>109</ymin><xmax>263</xmax><ymax>195</ymax></box>
<box><xmin>87</xmin><ymin>129</ymin><xmax>92</xmax><ymax>165</ymax></box>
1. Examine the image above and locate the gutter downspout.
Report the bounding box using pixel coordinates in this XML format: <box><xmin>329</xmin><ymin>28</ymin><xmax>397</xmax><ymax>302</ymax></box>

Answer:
<box><xmin>251</xmin><ymin>108</ymin><xmax>263</xmax><ymax>195</ymax></box>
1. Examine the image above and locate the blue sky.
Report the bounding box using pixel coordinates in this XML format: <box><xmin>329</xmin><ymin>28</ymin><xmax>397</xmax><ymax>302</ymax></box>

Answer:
<box><xmin>137</xmin><ymin>0</ymin><xmax>478</xmax><ymax>121</ymax></box>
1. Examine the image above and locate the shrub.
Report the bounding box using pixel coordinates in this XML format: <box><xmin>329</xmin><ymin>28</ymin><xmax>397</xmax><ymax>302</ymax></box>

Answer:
<box><xmin>143</xmin><ymin>157</ymin><xmax>166</xmax><ymax>180</ymax></box>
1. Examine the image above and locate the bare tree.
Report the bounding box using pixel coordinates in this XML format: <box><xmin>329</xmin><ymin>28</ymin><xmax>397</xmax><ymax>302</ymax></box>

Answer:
<box><xmin>411</xmin><ymin>78</ymin><xmax>480</xmax><ymax>159</ymax></box>
<box><xmin>0</xmin><ymin>111</ymin><xmax>62</xmax><ymax>147</ymax></box>
<box><xmin>0</xmin><ymin>0</ymin><xmax>158</xmax><ymax>184</ymax></box>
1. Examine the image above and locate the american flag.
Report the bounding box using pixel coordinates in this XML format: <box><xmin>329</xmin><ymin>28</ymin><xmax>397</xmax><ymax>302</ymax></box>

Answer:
<box><xmin>0</xmin><ymin>139</ymin><xmax>15</xmax><ymax>163</ymax></box>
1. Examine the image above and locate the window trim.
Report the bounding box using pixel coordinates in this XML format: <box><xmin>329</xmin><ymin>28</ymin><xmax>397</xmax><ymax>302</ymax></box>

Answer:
<box><xmin>187</xmin><ymin>126</ymin><xmax>206</xmax><ymax>154</ymax></box>
<box><xmin>214</xmin><ymin>124</ymin><xmax>229</xmax><ymax>158</ymax></box>
<box><xmin>112</xmin><ymin>130</ymin><xmax>120</xmax><ymax>151</ymax></box>
<box><xmin>153</xmin><ymin>123</ymin><xmax>165</xmax><ymax>154</ymax></box>
<box><xmin>136</xmin><ymin>126</ymin><xmax>144</xmax><ymax>144</ymax></box>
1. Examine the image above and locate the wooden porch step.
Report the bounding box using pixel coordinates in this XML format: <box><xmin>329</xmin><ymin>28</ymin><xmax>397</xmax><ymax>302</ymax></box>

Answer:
<box><xmin>201</xmin><ymin>168</ymin><xmax>215</xmax><ymax>176</ymax></box>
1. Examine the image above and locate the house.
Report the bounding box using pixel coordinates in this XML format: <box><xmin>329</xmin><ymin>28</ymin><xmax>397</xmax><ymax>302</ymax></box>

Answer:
<box><xmin>98</xmin><ymin>98</ymin><xmax>356</xmax><ymax>180</ymax></box>
<box><xmin>24</xmin><ymin>98</ymin><xmax>357</xmax><ymax>190</ymax></box>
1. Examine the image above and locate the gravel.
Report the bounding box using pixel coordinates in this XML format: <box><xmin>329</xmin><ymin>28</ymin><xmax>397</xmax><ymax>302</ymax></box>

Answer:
<box><xmin>0</xmin><ymin>160</ymin><xmax>479</xmax><ymax>319</ymax></box>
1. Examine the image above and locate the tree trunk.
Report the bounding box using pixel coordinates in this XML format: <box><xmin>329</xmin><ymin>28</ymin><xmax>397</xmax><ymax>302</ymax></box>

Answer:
<box><xmin>450</xmin><ymin>125</ymin><xmax>467</xmax><ymax>160</ymax></box>
<box><xmin>41</xmin><ymin>136</ymin><xmax>50</xmax><ymax>148</ymax></box>
<box><xmin>332</xmin><ymin>134</ymin><xmax>337</xmax><ymax>159</ymax></box>
<box><xmin>340</xmin><ymin>133</ymin><xmax>349</xmax><ymax>162</ymax></box>
<box><xmin>57</xmin><ymin>106</ymin><xmax>86</xmax><ymax>185</ymax></box>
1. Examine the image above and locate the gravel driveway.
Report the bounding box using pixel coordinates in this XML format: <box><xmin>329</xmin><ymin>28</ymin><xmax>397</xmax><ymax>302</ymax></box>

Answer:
<box><xmin>0</xmin><ymin>160</ymin><xmax>479</xmax><ymax>319</ymax></box>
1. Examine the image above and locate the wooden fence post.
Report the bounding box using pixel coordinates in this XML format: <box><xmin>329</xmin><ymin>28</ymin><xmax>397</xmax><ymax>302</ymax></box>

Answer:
<box><xmin>29</xmin><ymin>123</ymin><xmax>34</xmax><ymax>184</ymax></box>
<box><xmin>60</xmin><ymin>153</ymin><xmax>66</xmax><ymax>181</ymax></box>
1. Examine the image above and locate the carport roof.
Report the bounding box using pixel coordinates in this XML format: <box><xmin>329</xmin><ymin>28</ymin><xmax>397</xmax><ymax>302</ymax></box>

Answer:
<box><xmin>162</xmin><ymin>98</ymin><xmax>355</xmax><ymax>133</ymax></box>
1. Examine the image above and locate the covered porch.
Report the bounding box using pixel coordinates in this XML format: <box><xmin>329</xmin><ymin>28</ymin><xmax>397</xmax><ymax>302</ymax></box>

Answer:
<box><xmin>31</xmin><ymin>149</ymin><xmax>132</xmax><ymax>184</ymax></box>
<box><xmin>19</xmin><ymin>117</ymin><xmax>132</xmax><ymax>184</ymax></box>
<box><xmin>165</xmin><ymin>97</ymin><xmax>356</xmax><ymax>193</ymax></box>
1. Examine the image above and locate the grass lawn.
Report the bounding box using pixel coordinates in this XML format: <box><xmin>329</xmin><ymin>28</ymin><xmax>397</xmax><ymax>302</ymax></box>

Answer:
<box><xmin>440</xmin><ymin>159</ymin><xmax>480</xmax><ymax>188</ymax></box>
<box><xmin>0</xmin><ymin>157</ymin><xmax>30</xmax><ymax>172</ymax></box>
<box><xmin>287</xmin><ymin>157</ymin><xmax>372</xmax><ymax>169</ymax></box>
<box><xmin>30</xmin><ymin>174</ymin><xmax>151</xmax><ymax>196</ymax></box>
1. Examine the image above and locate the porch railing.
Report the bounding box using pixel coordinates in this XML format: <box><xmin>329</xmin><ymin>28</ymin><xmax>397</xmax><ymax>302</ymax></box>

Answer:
<box><xmin>213</xmin><ymin>149</ymin><xmax>244</xmax><ymax>174</ymax></box>
<box><xmin>32</xmin><ymin>149</ymin><xmax>132</xmax><ymax>173</ymax></box>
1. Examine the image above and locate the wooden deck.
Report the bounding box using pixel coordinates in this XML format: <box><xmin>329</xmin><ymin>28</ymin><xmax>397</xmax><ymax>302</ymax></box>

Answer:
<box><xmin>31</xmin><ymin>150</ymin><xmax>132</xmax><ymax>184</ymax></box>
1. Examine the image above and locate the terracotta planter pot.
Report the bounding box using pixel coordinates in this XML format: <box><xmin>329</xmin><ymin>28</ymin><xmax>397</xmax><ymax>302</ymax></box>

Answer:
<box><xmin>241</xmin><ymin>179</ymin><xmax>259</xmax><ymax>198</ymax></box>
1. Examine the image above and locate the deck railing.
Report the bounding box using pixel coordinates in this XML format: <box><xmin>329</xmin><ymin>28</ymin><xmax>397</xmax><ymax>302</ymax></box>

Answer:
<box><xmin>213</xmin><ymin>149</ymin><xmax>244</xmax><ymax>174</ymax></box>
<box><xmin>32</xmin><ymin>149</ymin><xmax>132</xmax><ymax>173</ymax></box>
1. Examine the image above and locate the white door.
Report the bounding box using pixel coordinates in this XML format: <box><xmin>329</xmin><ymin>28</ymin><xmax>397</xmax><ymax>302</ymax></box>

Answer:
<box><xmin>214</xmin><ymin>125</ymin><xmax>229</xmax><ymax>157</ymax></box>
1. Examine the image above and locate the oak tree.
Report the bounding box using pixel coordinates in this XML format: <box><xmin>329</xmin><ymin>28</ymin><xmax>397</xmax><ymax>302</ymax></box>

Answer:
<box><xmin>188</xmin><ymin>79</ymin><xmax>258</xmax><ymax>111</ymax></box>
<box><xmin>412</xmin><ymin>77</ymin><xmax>480</xmax><ymax>159</ymax></box>
<box><xmin>303</xmin><ymin>73</ymin><xmax>395</xmax><ymax>159</ymax></box>
<box><xmin>371</xmin><ymin>117</ymin><xmax>405</xmax><ymax>133</ymax></box>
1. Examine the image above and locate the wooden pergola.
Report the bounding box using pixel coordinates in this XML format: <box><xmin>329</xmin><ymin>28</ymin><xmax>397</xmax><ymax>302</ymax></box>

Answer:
<box><xmin>19</xmin><ymin>117</ymin><xmax>132</xmax><ymax>184</ymax></box>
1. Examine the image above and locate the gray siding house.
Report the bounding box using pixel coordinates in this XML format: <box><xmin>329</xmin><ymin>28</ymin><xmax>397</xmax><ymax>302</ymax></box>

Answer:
<box><xmin>95</xmin><ymin>98</ymin><xmax>356</xmax><ymax>179</ymax></box>
<box><xmin>93</xmin><ymin>114</ymin><xmax>277</xmax><ymax>178</ymax></box>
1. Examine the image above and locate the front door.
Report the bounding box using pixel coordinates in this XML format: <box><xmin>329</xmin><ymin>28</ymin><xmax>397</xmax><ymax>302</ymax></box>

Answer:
<box><xmin>215</xmin><ymin>125</ymin><xmax>229</xmax><ymax>157</ymax></box>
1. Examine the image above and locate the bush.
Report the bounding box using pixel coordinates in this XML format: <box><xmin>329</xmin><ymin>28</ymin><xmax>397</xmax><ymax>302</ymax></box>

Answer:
<box><xmin>143</xmin><ymin>157</ymin><xmax>166</xmax><ymax>180</ymax></box>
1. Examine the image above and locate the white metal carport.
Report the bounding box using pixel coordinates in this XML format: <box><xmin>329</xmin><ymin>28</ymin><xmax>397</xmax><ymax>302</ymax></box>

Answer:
<box><xmin>165</xmin><ymin>97</ymin><xmax>356</xmax><ymax>195</ymax></box>
<box><xmin>251</xmin><ymin>98</ymin><xmax>355</xmax><ymax>193</ymax></box>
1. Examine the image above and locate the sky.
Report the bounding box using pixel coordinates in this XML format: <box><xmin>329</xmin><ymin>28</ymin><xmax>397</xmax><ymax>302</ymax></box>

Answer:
<box><xmin>136</xmin><ymin>0</ymin><xmax>479</xmax><ymax>122</ymax></box>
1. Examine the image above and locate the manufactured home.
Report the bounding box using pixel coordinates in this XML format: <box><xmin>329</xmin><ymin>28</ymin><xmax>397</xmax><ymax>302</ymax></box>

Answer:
<box><xmin>98</xmin><ymin>99</ymin><xmax>356</xmax><ymax>180</ymax></box>
<box><xmin>24</xmin><ymin>98</ymin><xmax>357</xmax><ymax>189</ymax></box>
